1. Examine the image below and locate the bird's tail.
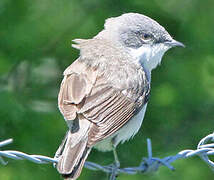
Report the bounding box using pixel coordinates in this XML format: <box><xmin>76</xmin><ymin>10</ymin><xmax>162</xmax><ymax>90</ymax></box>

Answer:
<box><xmin>55</xmin><ymin>121</ymin><xmax>91</xmax><ymax>180</ymax></box>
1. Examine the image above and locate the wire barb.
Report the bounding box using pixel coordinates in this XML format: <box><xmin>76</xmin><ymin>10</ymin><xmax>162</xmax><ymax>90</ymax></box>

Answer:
<box><xmin>0</xmin><ymin>139</ymin><xmax>13</xmax><ymax>148</ymax></box>
<box><xmin>0</xmin><ymin>132</ymin><xmax>214</xmax><ymax>178</ymax></box>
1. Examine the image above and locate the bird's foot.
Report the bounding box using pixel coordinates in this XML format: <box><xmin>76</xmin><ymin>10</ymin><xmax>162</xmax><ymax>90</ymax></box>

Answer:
<box><xmin>105</xmin><ymin>162</ymin><xmax>120</xmax><ymax>180</ymax></box>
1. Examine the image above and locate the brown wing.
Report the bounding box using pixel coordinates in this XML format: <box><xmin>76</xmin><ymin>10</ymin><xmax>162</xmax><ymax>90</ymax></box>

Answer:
<box><xmin>58</xmin><ymin>59</ymin><xmax>96</xmax><ymax>121</ymax></box>
<box><xmin>58</xmin><ymin>59</ymin><xmax>143</xmax><ymax>147</ymax></box>
<box><xmin>79</xmin><ymin>79</ymin><xmax>136</xmax><ymax>146</ymax></box>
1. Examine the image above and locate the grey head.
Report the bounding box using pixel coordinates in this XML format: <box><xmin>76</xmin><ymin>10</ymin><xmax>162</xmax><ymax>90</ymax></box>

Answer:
<box><xmin>96</xmin><ymin>13</ymin><xmax>184</xmax><ymax>71</ymax></box>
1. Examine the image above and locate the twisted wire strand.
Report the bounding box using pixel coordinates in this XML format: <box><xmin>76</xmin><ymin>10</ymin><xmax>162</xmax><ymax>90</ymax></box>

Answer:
<box><xmin>0</xmin><ymin>132</ymin><xmax>213</xmax><ymax>176</ymax></box>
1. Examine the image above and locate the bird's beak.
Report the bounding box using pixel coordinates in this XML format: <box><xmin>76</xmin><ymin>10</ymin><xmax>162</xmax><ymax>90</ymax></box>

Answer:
<box><xmin>165</xmin><ymin>39</ymin><xmax>185</xmax><ymax>48</ymax></box>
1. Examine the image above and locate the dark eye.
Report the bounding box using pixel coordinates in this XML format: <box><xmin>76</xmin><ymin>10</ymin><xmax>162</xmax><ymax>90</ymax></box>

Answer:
<box><xmin>142</xmin><ymin>33</ymin><xmax>152</xmax><ymax>41</ymax></box>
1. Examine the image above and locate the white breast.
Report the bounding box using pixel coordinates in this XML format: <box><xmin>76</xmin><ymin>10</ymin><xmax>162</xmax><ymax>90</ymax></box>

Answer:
<box><xmin>94</xmin><ymin>104</ymin><xmax>148</xmax><ymax>151</ymax></box>
<box><xmin>114</xmin><ymin>103</ymin><xmax>148</xmax><ymax>145</ymax></box>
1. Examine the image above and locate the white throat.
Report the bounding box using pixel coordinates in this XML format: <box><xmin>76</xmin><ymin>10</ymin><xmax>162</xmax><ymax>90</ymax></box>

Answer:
<box><xmin>129</xmin><ymin>44</ymin><xmax>170</xmax><ymax>72</ymax></box>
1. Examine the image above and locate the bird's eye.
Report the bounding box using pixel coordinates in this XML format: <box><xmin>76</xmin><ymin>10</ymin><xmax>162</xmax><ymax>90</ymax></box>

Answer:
<box><xmin>141</xmin><ymin>33</ymin><xmax>152</xmax><ymax>41</ymax></box>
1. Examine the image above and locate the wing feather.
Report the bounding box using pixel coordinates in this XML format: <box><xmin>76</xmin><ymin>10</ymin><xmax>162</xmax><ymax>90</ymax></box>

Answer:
<box><xmin>58</xmin><ymin>59</ymin><xmax>149</xmax><ymax>147</ymax></box>
<box><xmin>82</xmin><ymin>88</ymin><xmax>136</xmax><ymax>146</ymax></box>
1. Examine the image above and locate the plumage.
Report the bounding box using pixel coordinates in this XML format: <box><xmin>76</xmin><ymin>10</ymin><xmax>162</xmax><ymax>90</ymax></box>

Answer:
<box><xmin>55</xmin><ymin>12</ymin><xmax>183</xmax><ymax>180</ymax></box>
<box><xmin>56</xmin><ymin>38</ymin><xmax>150</xmax><ymax>179</ymax></box>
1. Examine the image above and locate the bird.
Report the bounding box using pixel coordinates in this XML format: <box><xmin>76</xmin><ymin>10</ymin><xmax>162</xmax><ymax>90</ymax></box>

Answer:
<box><xmin>54</xmin><ymin>13</ymin><xmax>184</xmax><ymax>179</ymax></box>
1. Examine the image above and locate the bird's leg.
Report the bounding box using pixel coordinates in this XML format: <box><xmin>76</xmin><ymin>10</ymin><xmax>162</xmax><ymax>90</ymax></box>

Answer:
<box><xmin>112</xmin><ymin>145</ymin><xmax>120</xmax><ymax>168</ymax></box>
<box><xmin>108</xmin><ymin>144</ymin><xmax>120</xmax><ymax>180</ymax></box>
<box><xmin>105</xmin><ymin>139</ymin><xmax>120</xmax><ymax>179</ymax></box>
<box><xmin>111</xmin><ymin>137</ymin><xmax>120</xmax><ymax>168</ymax></box>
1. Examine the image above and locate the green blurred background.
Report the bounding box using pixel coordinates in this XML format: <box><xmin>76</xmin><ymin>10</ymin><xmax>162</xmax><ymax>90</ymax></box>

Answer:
<box><xmin>0</xmin><ymin>0</ymin><xmax>213</xmax><ymax>179</ymax></box>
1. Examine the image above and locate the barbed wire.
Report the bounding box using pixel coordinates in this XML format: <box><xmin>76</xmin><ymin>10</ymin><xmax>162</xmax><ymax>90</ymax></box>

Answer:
<box><xmin>0</xmin><ymin>132</ymin><xmax>213</xmax><ymax>179</ymax></box>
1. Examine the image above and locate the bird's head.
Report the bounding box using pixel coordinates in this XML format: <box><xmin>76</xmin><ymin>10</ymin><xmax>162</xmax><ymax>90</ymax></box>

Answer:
<box><xmin>98</xmin><ymin>13</ymin><xmax>184</xmax><ymax>71</ymax></box>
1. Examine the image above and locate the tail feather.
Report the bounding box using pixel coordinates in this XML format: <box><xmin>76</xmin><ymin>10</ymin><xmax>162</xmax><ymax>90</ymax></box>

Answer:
<box><xmin>63</xmin><ymin>148</ymin><xmax>91</xmax><ymax>180</ymax></box>
<box><xmin>56</xmin><ymin>119</ymin><xmax>91</xmax><ymax>180</ymax></box>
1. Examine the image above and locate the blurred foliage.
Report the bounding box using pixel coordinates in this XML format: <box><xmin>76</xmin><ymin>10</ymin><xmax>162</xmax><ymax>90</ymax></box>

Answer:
<box><xmin>0</xmin><ymin>0</ymin><xmax>214</xmax><ymax>179</ymax></box>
